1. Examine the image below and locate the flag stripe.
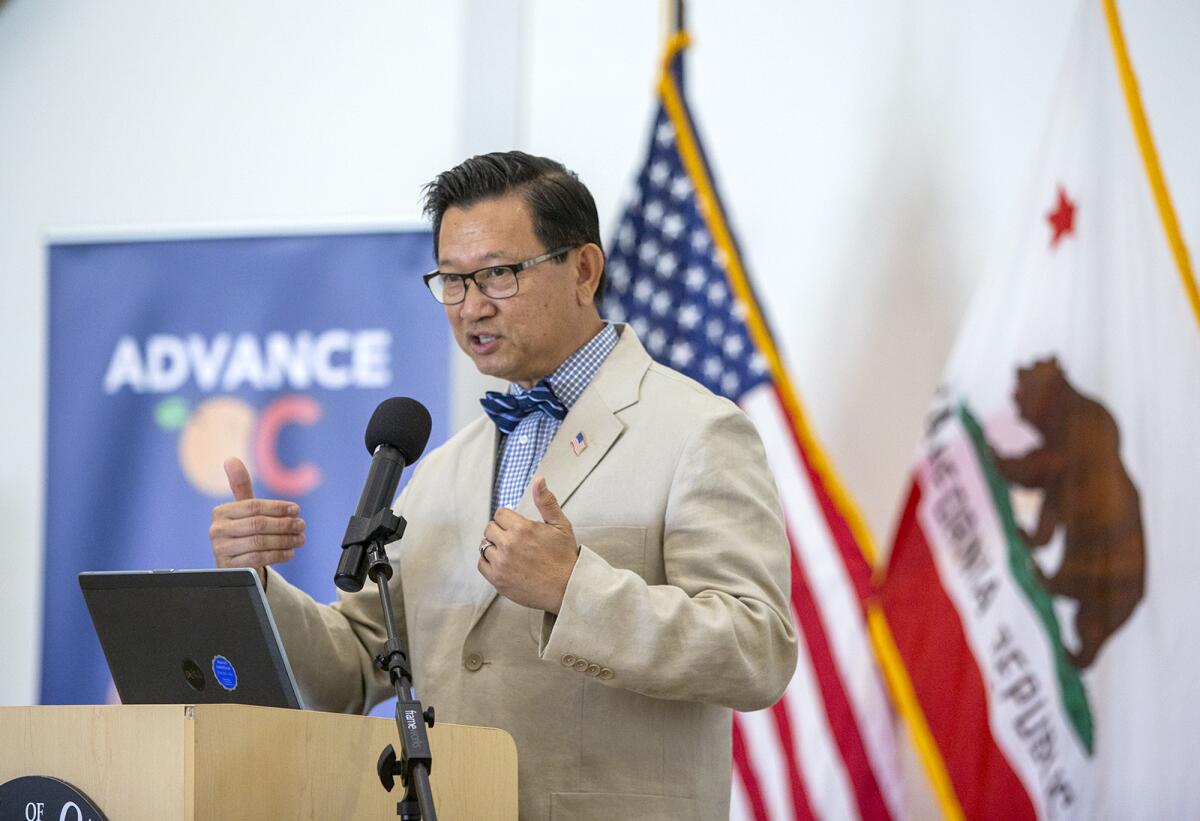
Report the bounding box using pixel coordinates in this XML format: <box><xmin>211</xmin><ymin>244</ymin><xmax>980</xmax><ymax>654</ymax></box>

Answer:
<box><xmin>881</xmin><ymin>482</ymin><xmax>1035</xmax><ymax>821</ymax></box>
<box><xmin>768</xmin><ymin>695</ymin><xmax>818</xmax><ymax>821</ymax></box>
<box><xmin>787</xmin><ymin>526</ymin><xmax>890</xmax><ymax>820</ymax></box>
<box><xmin>732</xmin><ymin>714</ymin><xmax>773</xmax><ymax>821</ymax></box>
<box><xmin>769</xmin><ymin>385</ymin><xmax>874</xmax><ymax>601</ymax></box>
<box><xmin>745</xmin><ymin>385</ymin><xmax>901</xmax><ymax>818</ymax></box>
<box><xmin>1102</xmin><ymin>0</ymin><xmax>1200</xmax><ymax>328</ymax></box>
<box><xmin>730</xmin><ymin>760</ymin><xmax>754</xmax><ymax>821</ymax></box>
<box><xmin>740</xmin><ymin>702</ymin><xmax>806</xmax><ymax>820</ymax></box>
<box><xmin>770</xmin><ymin>592</ymin><xmax>860</xmax><ymax>820</ymax></box>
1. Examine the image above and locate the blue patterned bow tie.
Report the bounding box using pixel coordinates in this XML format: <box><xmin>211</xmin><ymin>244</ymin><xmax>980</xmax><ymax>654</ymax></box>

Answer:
<box><xmin>481</xmin><ymin>380</ymin><xmax>568</xmax><ymax>435</ymax></box>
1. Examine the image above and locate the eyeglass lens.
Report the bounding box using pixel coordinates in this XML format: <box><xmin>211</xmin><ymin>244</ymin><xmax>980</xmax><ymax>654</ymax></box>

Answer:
<box><xmin>436</xmin><ymin>266</ymin><xmax>518</xmax><ymax>303</ymax></box>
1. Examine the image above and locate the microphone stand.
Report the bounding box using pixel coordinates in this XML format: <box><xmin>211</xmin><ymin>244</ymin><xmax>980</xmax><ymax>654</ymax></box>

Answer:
<box><xmin>340</xmin><ymin>507</ymin><xmax>437</xmax><ymax>821</ymax></box>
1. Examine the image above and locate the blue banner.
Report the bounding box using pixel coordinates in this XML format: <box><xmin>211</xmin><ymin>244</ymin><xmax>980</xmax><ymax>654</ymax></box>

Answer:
<box><xmin>42</xmin><ymin>231</ymin><xmax>449</xmax><ymax>706</ymax></box>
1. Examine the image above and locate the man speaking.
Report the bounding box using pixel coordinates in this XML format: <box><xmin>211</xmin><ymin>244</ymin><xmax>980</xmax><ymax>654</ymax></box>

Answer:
<box><xmin>209</xmin><ymin>151</ymin><xmax>797</xmax><ymax>820</ymax></box>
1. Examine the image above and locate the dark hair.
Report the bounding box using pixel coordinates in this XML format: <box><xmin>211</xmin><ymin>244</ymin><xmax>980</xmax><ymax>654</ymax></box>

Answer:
<box><xmin>422</xmin><ymin>151</ymin><xmax>606</xmax><ymax>303</ymax></box>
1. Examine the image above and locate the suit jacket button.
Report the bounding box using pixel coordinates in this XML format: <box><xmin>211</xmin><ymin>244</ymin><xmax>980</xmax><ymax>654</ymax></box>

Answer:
<box><xmin>572</xmin><ymin>659</ymin><xmax>589</xmax><ymax>673</ymax></box>
<box><xmin>464</xmin><ymin>653</ymin><xmax>483</xmax><ymax>671</ymax></box>
<box><xmin>598</xmin><ymin>667</ymin><xmax>614</xmax><ymax>680</ymax></box>
<box><xmin>561</xmin><ymin>654</ymin><xmax>577</xmax><ymax>667</ymax></box>
<box><xmin>585</xmin><ymin>663</ymin><xmax>601</xmax><ymax>676</ymax></box>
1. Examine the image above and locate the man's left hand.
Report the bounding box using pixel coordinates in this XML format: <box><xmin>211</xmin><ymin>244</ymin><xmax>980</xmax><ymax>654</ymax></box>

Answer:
<box><xmin>479</xmin><ymin>476</ymin><xmax>578</xmax><ymax>614</ymax></box>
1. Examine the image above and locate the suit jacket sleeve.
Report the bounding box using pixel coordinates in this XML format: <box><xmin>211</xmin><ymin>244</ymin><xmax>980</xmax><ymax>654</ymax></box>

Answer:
<box><xmin>538</xmin><ymin>405</ymin><xmax>798</xmax><ymax>711</ymax></box>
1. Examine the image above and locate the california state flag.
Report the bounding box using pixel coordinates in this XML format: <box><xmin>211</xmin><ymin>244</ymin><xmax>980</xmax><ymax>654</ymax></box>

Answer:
<box><xmin>874</xmin><ymin>1</ymin><xmax>1200</xmax><ymax>819</ymax></box>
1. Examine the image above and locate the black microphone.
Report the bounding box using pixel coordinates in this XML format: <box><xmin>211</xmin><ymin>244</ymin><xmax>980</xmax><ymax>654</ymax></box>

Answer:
<box><xmin>334</xmin><ymin>397</ymin><xmax>432</xmax><ymax>592</ymax></box>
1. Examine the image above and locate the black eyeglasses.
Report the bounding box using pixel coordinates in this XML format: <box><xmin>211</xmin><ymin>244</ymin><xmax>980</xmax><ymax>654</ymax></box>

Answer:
<box><xmin>423</xmin><ymin>246</ymin><xmax>576</xmax><ymax>305</ymax></box>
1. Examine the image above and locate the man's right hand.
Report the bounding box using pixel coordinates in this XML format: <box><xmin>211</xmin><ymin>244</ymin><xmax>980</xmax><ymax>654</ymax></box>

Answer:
<box><xmin>209</xmin><ymin>457</ymin><xmax>306</xmax><ymax>587</ymax></box>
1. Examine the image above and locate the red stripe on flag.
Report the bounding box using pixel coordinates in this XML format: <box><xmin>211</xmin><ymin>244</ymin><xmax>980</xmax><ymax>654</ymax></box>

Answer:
<box><xmin>767</xmin><ymin>693</ymin><xmax>818</xmax><ymax>821</ymax></box>
<box><xmin>768</xmin><ymin>386</ymin><xmax>873</xmax><ymax>603</ymax></box>
<box><xmin>882</xmin><ymin>481</ymin><xmax>1035</xmax><ymax>821</ymax></box>
<box><xmin>787</xmin><ymin>529</ymin><xmax>892</xmax><ymax>821</ymax></box>
<box><xmin>732</xmin><ymin>714</ymin><xmax>771</xmax><ymax>821</ymax></box>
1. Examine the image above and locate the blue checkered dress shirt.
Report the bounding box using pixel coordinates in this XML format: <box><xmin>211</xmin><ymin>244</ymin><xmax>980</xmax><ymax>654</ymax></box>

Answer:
<box><xmin>490</xmin><ymin>323</ymin><xmax>618</xmax><ymax>514</ymax></box>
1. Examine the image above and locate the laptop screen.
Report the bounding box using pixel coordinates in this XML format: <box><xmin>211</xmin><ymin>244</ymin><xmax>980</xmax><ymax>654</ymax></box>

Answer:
<box><xmin>79</xmin><ymin>568</ymin><xmax>304</xmax><ymax>709</ymax></box>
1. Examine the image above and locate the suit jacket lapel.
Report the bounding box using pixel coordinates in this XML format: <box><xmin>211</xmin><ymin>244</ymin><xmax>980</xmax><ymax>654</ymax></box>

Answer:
<box><xmin>513</xmin><ymin>388</ymin><xmax>624</xmax><ymax>519</ymax></box>
<box><xmin>457</xmin><ymin>418</ymin><xmax>501</xmax><ymax>617</ymax></box>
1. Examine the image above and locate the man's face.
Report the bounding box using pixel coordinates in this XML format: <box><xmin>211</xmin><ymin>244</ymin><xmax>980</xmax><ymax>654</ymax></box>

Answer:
<box><xmin>437</xmin><ymin>193</ymin><xmax>590</xmax><ymax>387</ymax></box>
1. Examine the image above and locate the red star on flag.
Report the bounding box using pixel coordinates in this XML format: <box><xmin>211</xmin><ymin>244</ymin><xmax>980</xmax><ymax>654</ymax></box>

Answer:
<box><xmin>1047</xmin><ymin>185</ymin><xmax>1077</xmax><ymax>248</ymax></box>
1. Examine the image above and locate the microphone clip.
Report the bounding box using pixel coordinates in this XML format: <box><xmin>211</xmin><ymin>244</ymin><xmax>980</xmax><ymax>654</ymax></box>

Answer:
<box><xmin>335</xmin><ymin>510</ymin><xmax>407</xmax><ymax>592</ymax></box>
<box><xmin>342</xmin><ymin>508</ymin><xmax>407</xmax><ymax>552</ymax></box>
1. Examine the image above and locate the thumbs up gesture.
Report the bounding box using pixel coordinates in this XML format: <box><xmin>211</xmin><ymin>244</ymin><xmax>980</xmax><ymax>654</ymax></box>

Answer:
<box><xmin>209</xmin><ymin>457</ymin><xmax>306</xmax><ymax>587</ymax></box>
<box><xmin>478</xmin><ymin>476</ymin><xmax>579</xmax><ymax>614</ymax></box>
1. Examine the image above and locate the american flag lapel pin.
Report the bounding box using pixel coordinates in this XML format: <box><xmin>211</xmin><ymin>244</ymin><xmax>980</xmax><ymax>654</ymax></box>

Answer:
<box><xmin>570</xmin><ymin>431</ymin><xmax>587</xmax><ymax>456</ymax></box>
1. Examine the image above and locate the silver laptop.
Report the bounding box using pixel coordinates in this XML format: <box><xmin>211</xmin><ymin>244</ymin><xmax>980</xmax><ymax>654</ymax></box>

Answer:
<box><xmin>79</xmin><ymin>568</ymin><xmax>304</xmax><ymax>709</ymax></box>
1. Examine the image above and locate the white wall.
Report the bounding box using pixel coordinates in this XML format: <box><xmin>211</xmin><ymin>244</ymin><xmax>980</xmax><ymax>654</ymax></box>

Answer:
<box><xmin>1</xmin><ymin>1</ymin><xmax>1197</xmax><ymax>728</ymax></box>
<box><xmin>0</xmin><ymin>0</ymin><xmax>466</xmax><ymax>705</ymax></box>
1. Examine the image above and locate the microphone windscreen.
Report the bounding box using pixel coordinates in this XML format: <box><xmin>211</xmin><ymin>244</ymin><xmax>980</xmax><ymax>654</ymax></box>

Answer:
<box><xmin>365</xmin><ymin>397</ymin><xmax>433</xmax><ymax>463</ymax></box>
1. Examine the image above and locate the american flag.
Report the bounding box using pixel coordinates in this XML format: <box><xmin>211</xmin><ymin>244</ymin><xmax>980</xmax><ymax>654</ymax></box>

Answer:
<box><xmin>604</xmin><ymin>34</ymin><xmax>902</xmax><ymax>821</ymax></box>
<box><xmin>570</xmin><ymin>431</ymin><xmax>587</xmax><ymax>456</ymax></box>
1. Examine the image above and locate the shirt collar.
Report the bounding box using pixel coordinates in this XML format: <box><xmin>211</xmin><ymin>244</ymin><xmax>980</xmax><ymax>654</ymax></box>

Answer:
<box><xmin>510</xmin><ymin>322</ymin><xmax>618</xmax><ymax>410</ymax></box>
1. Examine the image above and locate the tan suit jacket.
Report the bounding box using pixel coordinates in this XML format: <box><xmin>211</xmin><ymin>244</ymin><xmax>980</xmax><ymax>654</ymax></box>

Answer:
<box><xmin>266</xmin><ymin>325</ymin><xmax>797</xmax><ymax>820</ymax></box>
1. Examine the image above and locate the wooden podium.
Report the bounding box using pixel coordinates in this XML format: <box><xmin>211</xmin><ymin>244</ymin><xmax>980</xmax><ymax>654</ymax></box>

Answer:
<box><xmin>0</xmin><ymin>704</ymin><xmax>517</xmax><ymax>820</ymax></box>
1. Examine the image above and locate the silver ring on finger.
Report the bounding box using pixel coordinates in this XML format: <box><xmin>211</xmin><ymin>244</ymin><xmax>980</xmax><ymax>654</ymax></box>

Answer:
<box><xmin>479</xmin><ymin>538</ymin><xmax>495</xmax><ymax>561</ymax></box>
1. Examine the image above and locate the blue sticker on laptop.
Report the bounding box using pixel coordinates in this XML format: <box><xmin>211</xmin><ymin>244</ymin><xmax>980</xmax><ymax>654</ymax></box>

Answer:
<box><xmin>212</xmin><ymin>655</ymin><xmax>238</xmax><ymax>691</ymax></box>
